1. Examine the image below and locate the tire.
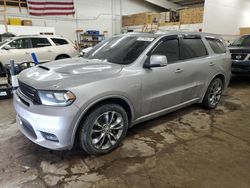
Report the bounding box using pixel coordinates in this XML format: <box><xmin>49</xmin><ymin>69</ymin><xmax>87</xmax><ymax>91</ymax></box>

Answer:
<box><xmin>202</xmin><ymin>78</ymin><xmax>224</xmax><ymax>109</ymax></box>
<box><xmin>55</xmin><ymin>55</ymin><xmax>70</xmax><ymax>60</ymax></box>
<box><xmin>78</xmin><ymin>103</ymin><xmax>128</xmax><ymax>155</ymax></box>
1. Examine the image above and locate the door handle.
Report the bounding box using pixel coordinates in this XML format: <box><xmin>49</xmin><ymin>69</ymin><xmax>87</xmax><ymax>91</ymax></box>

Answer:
<box><xmin>209</xmin><ymin>62</ymin><xmax>215</xmax><ymax>66</ymax></box>
<box><xmin>25</xmin><ymin>52</ymin><xmax>31</xmax><ymax>55</ymax></box>
<box><xmin>175</xmin><ymin>68</ymin><xmax>184</xmax><ymax>73</ymax></box>
<box><xmin>48</xmin><ymin>50</ymin><xmax>52</xmax><ymax>52</ymax></box>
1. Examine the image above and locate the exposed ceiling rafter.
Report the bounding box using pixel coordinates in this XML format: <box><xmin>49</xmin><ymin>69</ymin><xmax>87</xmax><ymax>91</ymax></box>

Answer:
<box><xmin>167</xmin><ymin>0</ymin><xmax>204</xmax><ymax>6</ymax></box>
<box><xmin>144</xmin><ymin>0</ymin><xmax>180</xmax><ymax>10</ymax></box>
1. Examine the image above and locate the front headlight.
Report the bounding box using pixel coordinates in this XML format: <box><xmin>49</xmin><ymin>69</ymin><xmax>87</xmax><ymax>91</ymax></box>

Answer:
<box><xmin>38</xmin><ymin>90</ymin><xmax>76</xmax><ymax>106</ymax></box>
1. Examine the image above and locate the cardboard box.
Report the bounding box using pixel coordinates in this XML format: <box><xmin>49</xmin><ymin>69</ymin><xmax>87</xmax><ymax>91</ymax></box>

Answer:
<box><xmin>22</xmin><ymin>20</ymin><xmax>32</xmax><ymax>26</ymax></box>
<box><xmin>122</xmin><ymin>12</ymin><xmax>160</xmax><ymax>27</ymax></box>
<box><xmin>180</xmin><ymin>7</ymin><xmax>204</xmax><ymax>24</ymax></box>
<box><xmin>160</xmin><ymin>11</ymin><xmax>179</xmax><ymax>23</ymax></box>
<box><xmin>240</xmin><ymin>27</ymin><xmax>250</xmax><ymax>35</ymax></box>
<box><xmin>160</xmin><ymin>12</ymin><xmax>171</xmax><ymax>23</ymax></box>
<box><xmin>151</xmin><ymin>13</ymin><xmax>160</xmax><ymax>24</ymax></box>
<box><xmin>9</xmin><ymin>18</ymin><xmax>21</xmax><ymax>25</ymax></box>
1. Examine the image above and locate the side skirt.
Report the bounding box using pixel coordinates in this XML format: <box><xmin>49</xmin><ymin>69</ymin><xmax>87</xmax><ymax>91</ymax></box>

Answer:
<box><xmin>131</xmin><ymin>98</ymin><xmax>200</xmax><ymax>127</ymax></box>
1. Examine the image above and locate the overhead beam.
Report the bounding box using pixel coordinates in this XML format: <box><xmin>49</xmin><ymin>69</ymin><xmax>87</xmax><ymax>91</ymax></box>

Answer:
<box><xmin>144</xmin><ymin>0</ymin><xmax>180</xmax><ymax>10</ymax></box>
<box><xmin>168</xmin><ymin>0</ymin><xmax>204</xmax><ymax>6</ymax></box>
<box><xmin>178</xmin><ymin>0</ymin><xmax>204</xmax><ymax>6</ymax></box>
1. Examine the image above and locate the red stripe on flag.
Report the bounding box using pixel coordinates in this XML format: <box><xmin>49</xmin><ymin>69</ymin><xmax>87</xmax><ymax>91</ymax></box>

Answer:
<box><xmin>29</xmin><ymin>6</ymin><xmax>74</xmax><ymax>10</ymax></box>
<box><xmin>28</xmin><ymin>1</ymin><xmax>74</xmax><ymax>5</ymax></box>
<box><xmin>29</xmin><ymin>11</ymin><xmax>75</xmax><ymax>16</ymax></box>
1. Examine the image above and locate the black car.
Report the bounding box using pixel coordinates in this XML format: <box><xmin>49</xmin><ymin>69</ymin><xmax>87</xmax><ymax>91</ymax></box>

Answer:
<box><xmin>229</xmin><ymin>35</ymin><xmax>250</xmax><ymax>75</ymax></box>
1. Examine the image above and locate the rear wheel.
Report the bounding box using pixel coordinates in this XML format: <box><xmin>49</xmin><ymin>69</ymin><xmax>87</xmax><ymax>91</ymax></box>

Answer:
<box><xmin>78</xmin><ymin>104</ymin><xmax>128</xmax><ymax>155</ymax></box>
<box><xmin>202</xmin><ymin>78</ymin><xmax>224</xmax><ymax>109</ymax></box>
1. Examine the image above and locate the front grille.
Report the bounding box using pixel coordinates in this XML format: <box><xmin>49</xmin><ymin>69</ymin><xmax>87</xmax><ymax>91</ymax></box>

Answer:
<box><xmin>231</xmin><ymin>54</ymin><xmax>247</xmax><ymax>61</ymax></box>
<box><xmin>232</xmin><ymin>65</ymin><xmax>250</xmax><ymax>70</ymax></box>
<box><xmin>18</xmin><ymin>81</ymin><xmax>41</xmax><ymax>104</ymax></box>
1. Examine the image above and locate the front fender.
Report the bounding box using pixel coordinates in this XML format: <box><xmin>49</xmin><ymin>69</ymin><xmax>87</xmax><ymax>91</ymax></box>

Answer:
<box><xmin>70</xmin><ymin>93</ymin><xmax>135</xmax><ymax>146</ymax></box>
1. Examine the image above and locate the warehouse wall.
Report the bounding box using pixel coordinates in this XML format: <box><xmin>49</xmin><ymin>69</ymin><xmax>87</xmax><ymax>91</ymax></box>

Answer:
<box><xmin>4</xmin><ymin>0</ymin><xmax>164</xmax><ymax>41</ymax></box>
<box><xmin>203</xmin><ymin>0</ymin><xmax>250</xmax><ymax>36</ymax></box>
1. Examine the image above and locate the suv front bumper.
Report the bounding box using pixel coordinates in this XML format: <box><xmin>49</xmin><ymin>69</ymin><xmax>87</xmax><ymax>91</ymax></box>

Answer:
<box><xmin>14</xmin><ymin>91</ymin><xmax>80</xmax><ymax>150</ymax></box>
<box><xmin>232</xmin><ymin>60</ymin><xmax>250</xmax><ymax>75</ymax></box>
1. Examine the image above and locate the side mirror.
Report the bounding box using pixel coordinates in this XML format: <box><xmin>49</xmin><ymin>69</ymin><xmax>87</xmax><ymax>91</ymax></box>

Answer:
<box><xmin>3</xmin><ymin>44</ymin><xmax>14</xmax><ymax>50</ymax></box>
<box><xmin>80</xmin><ymin>47</ymin><xmax>93</xmax><ymax>57</ymax></box>
<box><xmin>144</xmin><ymin>55</ymin><xmax>168</xmax><ymax>68</ymax></box>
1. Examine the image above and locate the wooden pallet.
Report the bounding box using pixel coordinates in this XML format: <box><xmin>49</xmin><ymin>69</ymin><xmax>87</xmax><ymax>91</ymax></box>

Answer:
<box><xmin>0</xmin><ymin>0</ymin><xmax>27</xmax><ymax>9</ymax></box>
<box><xmin>0</xmin><ymin>0</ymin><xmax>27</xmax><ymax>32</ymax></box>
<box><xmin>0</xmin><ymin>0</ymin><xmax>7</xmax><ymax>32</ymax></box>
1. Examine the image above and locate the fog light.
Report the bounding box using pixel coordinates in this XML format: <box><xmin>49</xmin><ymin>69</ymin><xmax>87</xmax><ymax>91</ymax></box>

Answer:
<box><xmin>41</xmin><ymin>132</ymin><xmax>59</xmax><ymax>142</ymax></box>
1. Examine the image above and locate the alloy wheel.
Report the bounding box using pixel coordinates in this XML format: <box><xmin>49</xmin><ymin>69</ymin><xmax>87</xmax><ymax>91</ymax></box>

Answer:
<box><xmin>91</xmin><ymin>111</ymin><xmax>124</xmax><ymax>150</ymax></box>
<box><xmin>209</xmin><ymin>79</ymin><xmax>223</xmax><ymax>107</ymax></box>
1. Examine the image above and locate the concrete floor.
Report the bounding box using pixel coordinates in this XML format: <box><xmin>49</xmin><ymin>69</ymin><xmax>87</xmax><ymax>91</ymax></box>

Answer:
<box><xmin>0</xmin><ymin>76</ymin><xmax>250</xmax><ymax>188</ymax></box>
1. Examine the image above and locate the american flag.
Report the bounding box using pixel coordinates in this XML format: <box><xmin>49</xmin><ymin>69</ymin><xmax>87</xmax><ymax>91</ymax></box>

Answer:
<box><xmin>27</xmin><ymin>0</ymin><xmax>75</xmax><ymax>16</ymax></box>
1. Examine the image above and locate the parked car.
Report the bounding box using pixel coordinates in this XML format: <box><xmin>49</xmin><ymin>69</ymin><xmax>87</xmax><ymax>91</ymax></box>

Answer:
<box><xmin>14</xmin><ymin>32</ymin><xmax>231</xmax><ymax>155</ymax></box>
<box><xmin>229</xmin><ymin>35</ymin><xmax>250</xmax><ymax>75</ymax></box>
<box><xmin>0</xmin><ymin>35</ymin><xmax>79</xmax><ymax>73</ymax></box>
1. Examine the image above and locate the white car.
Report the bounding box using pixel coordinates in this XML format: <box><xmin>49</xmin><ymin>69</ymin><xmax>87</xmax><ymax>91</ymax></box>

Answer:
<box><xmin>0</xmin><ymin>35</ymin><xmax>79</xmax><ymax>71</ymax></box>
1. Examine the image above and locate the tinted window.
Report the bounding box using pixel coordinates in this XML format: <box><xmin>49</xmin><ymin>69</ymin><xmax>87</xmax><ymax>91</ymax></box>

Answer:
<box><xmin>51</xmin><ymin>38</ymin><xmax>69</xmax><ymax>45</ymax></box>
<box><xmin>31</xmin><ymin>38</ymin><xmax>51</xmax><ymax>48</ymax></box>
<box><xmin>151</xmin><ymin>39</ymin><xmax>179</xmax><ymax>63</ymax></box>
<box><xmin>206</xmin><ymin>38</ymin><xmax>226</xmax><ymax>54</ymax></box>
<box><xmin>8</xmin><ymin>38</ymin><xmax>31</xmax><ymax>49</ymax></box>
<box><xmin>84</xmin><ymin>36</ymin><xmax>155</xmax><ymax>65</ymax></box>
<box><xmin>181</xmin><ymin>38</ymin><xmax>207</xmax><ymax>60</ymax></box>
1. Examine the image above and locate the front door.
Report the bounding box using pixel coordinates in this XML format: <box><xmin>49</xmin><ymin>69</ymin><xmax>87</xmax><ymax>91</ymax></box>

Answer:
<box><xmin>0</xmin><ymin>38</ymin><xmax>33</xmax><ymax>65</ymax></box>
<box><xmin>141</xmin><ymin>35</ymin><xmax>187</xmax><ymax>115</ymax></box>
<box><xmin>30</xmin><ymin>37</ymin><xmax>55</xmax><ymax>62</ymax></box>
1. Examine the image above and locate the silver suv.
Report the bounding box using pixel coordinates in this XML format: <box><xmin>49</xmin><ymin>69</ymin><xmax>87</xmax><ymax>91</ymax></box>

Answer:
<box><xmin>14</xmin><ymin>32</ymin><xmax>231</xmax><ymax>155</ymax></box>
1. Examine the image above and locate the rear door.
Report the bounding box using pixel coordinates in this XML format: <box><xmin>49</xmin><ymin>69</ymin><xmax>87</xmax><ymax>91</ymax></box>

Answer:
<box><xmin>178</xmin><ymin>35</ymin><xmax>210</xmax><ymax>102</ymax></box>
<box><xmin>50</xmin><ymin>37</ymin><xmax>78</xmax><ymax>57</ymax></box>
<box><xmin>30</xmin><ymin>37</ymin><xmax>55</xmax><ymax>62</ymax></box>
<box><xmin>205</xmin><ymin>37</ymin><xmax>231</xmax><ymax>84</ymax></box>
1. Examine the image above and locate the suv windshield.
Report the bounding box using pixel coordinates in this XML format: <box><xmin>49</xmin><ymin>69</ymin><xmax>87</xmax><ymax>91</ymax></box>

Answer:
<box><xmin>231</xmin><ymin>35</ymin><xmax>250</xmax><ymax>47</ymax></box>
<box><xmin>84</xmin><ymin>36</ymin><xmax>155</xmax><ymax>65</ymax></box>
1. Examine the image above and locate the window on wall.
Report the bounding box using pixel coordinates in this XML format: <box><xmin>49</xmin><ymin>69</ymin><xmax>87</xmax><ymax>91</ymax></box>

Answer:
<box><xmin>0</xmin><ymin>0</ymin><xmax>27</xmax><ymax>7</ymax></box>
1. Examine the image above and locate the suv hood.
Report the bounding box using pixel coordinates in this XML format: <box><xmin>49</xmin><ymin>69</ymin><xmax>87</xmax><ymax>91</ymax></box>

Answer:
<box><xmin>229</xmin><ymin>46</ymin><xmax>250</xmax><ymax>53</ymax></box>
<box><xmin>18</xmin><ymin>58</ymin><xmax>122</xmax><ymax>90</ymax></box>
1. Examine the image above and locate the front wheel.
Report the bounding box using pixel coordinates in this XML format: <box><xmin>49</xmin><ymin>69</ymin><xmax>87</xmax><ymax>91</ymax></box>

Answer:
<box><xmin>78</xmin><ymin>104</ymin><xmax>128</xmax><ymax>155</ymax></box>
<box><xmin>202</xmin><ymin>78</ymin><xmax>224</xmax><ymax>109</ymax></box>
